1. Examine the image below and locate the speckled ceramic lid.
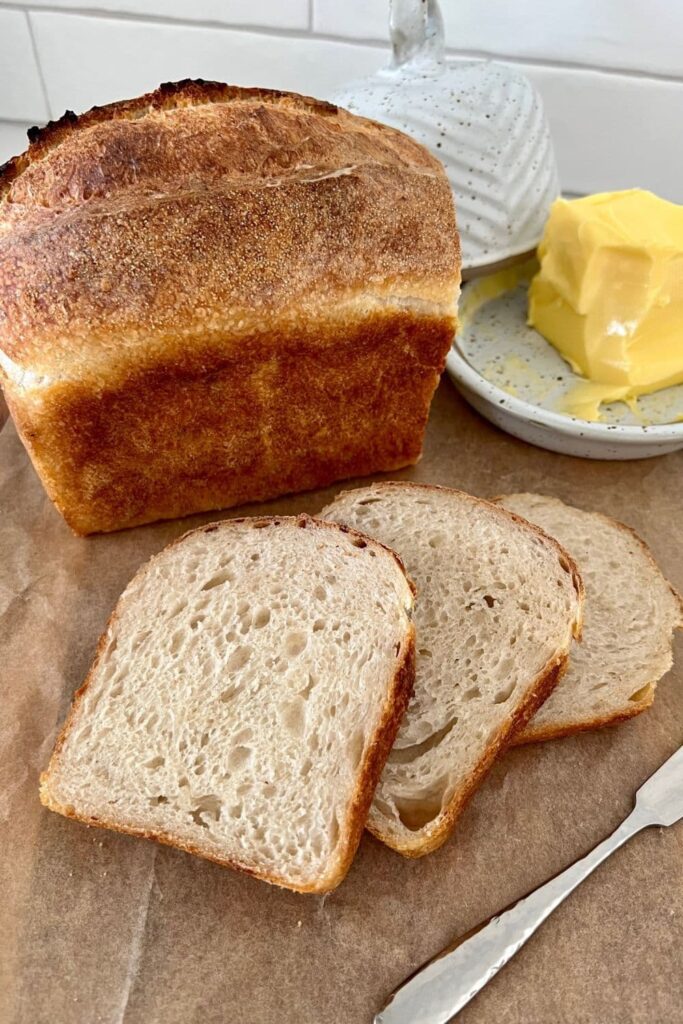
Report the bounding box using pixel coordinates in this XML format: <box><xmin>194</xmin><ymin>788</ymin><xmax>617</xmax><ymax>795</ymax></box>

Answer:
<box><xmin>332</xmin><ymin>0</ymin><xmax>560</xmax><ymax>273</ymax></box>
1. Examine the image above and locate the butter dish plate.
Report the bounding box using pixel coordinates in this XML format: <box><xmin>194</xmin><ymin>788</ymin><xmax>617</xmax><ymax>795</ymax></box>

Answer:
<box><xmin>445</xmin><ymin>263</ymin><xmax>683</xmax><ymax>460</ymax></box>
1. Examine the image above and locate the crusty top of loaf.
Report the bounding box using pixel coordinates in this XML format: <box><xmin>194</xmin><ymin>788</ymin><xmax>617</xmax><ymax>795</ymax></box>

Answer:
<box><xmin>0</xmin><ymin>79</ymin><xmax>459</xmax><ymax>384</ymax></box>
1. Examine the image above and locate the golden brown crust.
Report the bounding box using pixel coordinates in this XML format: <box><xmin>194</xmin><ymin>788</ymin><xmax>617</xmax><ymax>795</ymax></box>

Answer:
<box><xmin>39</xmin><ymin>514</ymin><xmax>417</xmax><ymax>893</ymax></box>
<box><xmin>0</xmin><ymin>79</ymin><xmax>458</xmax><ymax>374</ymax></box>
<box><xmin>9</xmin><ymin>310</ymin><xmax>454</xmax><ymax>535</ymax></box>
<box><xmin>0</xmin><ymin>80</ymin><xmax>459</xmax><ymax>534</ymax></box>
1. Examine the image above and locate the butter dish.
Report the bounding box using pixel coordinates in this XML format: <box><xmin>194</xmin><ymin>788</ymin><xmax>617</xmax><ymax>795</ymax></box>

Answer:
<box><xmin>445</xmin><ymin>263</ymin><xmax>683</xmax><ymax>459</ymax></box>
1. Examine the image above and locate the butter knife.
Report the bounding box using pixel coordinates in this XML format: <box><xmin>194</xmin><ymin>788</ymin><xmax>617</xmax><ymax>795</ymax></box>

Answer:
<box><xmin>376</xmin><ymin>744</ymin><xmax>683</xmax><ymax>1024</ymax></box>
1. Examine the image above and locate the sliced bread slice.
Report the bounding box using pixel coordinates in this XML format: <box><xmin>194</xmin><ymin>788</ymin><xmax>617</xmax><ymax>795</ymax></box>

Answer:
<box><xmin>496</xmin><ymin>493</ymin><xmax>683</xmax><ymax>744</ymax></box>
<box><xmin>40</xmin><ymin>514</ymin><xmax>416</xmax><ymax>894</ymax></box>
<box><xmin>321</xmin><ymin>482</ymin><xmax>583</xmax><ymax>857</ymax></box>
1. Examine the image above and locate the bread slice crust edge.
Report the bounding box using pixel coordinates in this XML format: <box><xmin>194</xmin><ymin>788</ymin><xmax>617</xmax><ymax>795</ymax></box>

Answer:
<box><xmin>39</xmin><ymin>514</ymin><xmax>417</xmax><ymax>893</ymax></box>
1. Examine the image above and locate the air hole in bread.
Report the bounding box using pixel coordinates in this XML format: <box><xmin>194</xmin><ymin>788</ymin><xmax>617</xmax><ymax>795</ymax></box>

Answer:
<box><xmin>329</xmin><ymin>814</ymin><xmax>340</xmax><ymax>849</ymax></box>
<box><xmin>394</xmin><ymin>784</ymin><xmax>445</xmax><ymax>831</ymax></box>
<box><xmin>281</xmin><ymin>698</ymin><xmax>306</xmax><ymax>737</ymax></box>
<box><xmin>493</xmin><ymin>682</ymin><xmax>515</xmax><ymax>704</ymax></box>
<box><xmin>149</xmin><ymin>795</ymin><xmax>168</xmax><ymax>806</ymax></box>
<box><xmin>144</xmin><ymin>755</ymin><xmax>165</xmax><ymax>770</ymax></box>
<box><xmin>357</xmin><ymin>498</ymin><xmax>382</xmax><ymax>506</ymax></box>
<box><xmin>299</xmin><ymin>672</ymin><xmax>316</xmax><ymax>700</ymax></box>
<box><xmin>629</xmin><ymin>683</ymin><xmax>653</xmax><ymax>703</ymax></box>
<box><xmin>219</xmin><ymin>683</ymin><xmax>242</xmax><ymax>703</ymax></box>
<box><xmin>190</xmin><ymin>794</ymin><xmax>222</xmax><ymax>827</ymax></box>
<box><xmin>349</xmin><ymin>727</ymin><xmax>365</xmax><ymax>768</ymax></box>
<box><xmin>388</xmin><ymin>718</ymin><xmax>458</xmax><ymax>764</ymax></box>
<box><xmin>253</xmin><ymin>607</ymin><xmax>271</xmax><ymax>629</ymax></box>
<box><xmin>232</xmin><ymin>727</ymin><xmax>253</xmax><ymax>746</ymax></box>
<box><xmin>285</xmin><ymin>632</ymin><xmax>307</xmax><ymax>658</ymax></box>
<box><xmin>228</xmin><ymin>745</ymin><xmax>253</xmax><ymax>770</ymax></box>
<box><xmin>351</xmin><ymin>538</ymin><xmax>367</xmax><ymax>548</ymax></box>
<box><xmin>201</xmin><ymin>569</ymin><xmax>234</xmax><ymax>592</ymax></box>
<box><xmin>312</xmin><ymin>619</ymin><xmax>325</xmax><ymax>633</ymax></box>
<box><xmin>226</xmin><ymin>645</ymin><xmax>251</xmax><ymax>673</ymax></box>
<box><xmin>463</xmin><ymin>686</ymin><xmax>481</xmax><ymax>701</ymax></box>
<box><xmin>418</xmin><ymin>648</ymin><xmax>433</xmax><ymax>658</ymax></box>
<box><xmin>251</xmin><ymin>522</ymin><xmax>271</xmax><ymax>529</ymax></box>
<box><xmin>169</xmin><ymin>631</ymin><xmax>183</xmax><ymax>656</ymax></box>
<box><xmin>558</xmin><ymin>555</ymin><xmax>571</xmax><ymax>573</ymax></box>
<box><xmin>483</xmin><ymin>594</ymin><xmax>495</xmax><ymax>608</ymax></box>
<box><xmin>313</xmin><ymin>585</ymin><xmax>327</xmax><ymax>601</ymax></box>
<box><xmin>428</xmin><ymin>534</ymin><xmax>445</xmax><ymax>549</ymax></box>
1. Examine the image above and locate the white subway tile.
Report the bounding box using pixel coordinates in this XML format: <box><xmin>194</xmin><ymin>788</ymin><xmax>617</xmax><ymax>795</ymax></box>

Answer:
<box><xmin>314</xmin><ymin>0</ymin><xmax>683</xmax><ymax>80</ymax></box>
<box><xmin>15</xmin><ymin>0</ymin><xmax>308</xmax><ymax>31</ymax></box>
<box><xmin>521</xmin><ymin>63</ymin><xmax>683</xmax><ymax>203</ymax></box>
<box><xmin>30</xmin><ymin>12</ymin><xmax>386</xmax><ymax>117</ymax></box>
<box><xmin>0</xmin><ymin>11</ymin><xmax>49</xmax><ymax>121</ymax></box>
<box><xmin>0</xmin><ymin>122</ymin><xmax>33</xmax><ymax>165</ymax></box>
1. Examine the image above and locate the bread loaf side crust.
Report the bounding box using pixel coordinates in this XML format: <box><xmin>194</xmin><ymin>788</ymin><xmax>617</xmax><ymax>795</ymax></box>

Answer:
<box><xmin>8</xmin><ymin>310</ymin><xmax>454</xmax><ymax>534</ymax></box>
<box><xmin>39</xmin><ymin>514</ymin><xmax>417</xmax><ymax>893</ymax></box>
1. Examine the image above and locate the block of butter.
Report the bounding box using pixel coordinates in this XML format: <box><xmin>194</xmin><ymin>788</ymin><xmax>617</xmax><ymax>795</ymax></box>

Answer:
<box><xmin>529</xmin><ymin>190</ymin><xmax>683</xmax><ymax>418</ymax></box>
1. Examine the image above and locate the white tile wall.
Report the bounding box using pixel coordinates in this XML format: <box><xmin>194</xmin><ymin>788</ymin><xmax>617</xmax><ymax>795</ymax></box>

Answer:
<box><xmin>0</xmin><ymin>122</ymin><xmax>32</xmax><ymax>165</ymax></box>
<box><xmin>0</xmin><ymin>0</ymin><xmax>682</xmax><ymax>202</ymax></box>
<box><xmin>22</xmin><ymin>0</ymin><xmax>309</xmax><ymax>30</ymax></box>
<box><xmin>29</xmin><ymin>13</ymin><xmax>386</xmax><ymax>116</ymax></box>
<box><xmin>0</xmin><ymin>9</ymin><xmax>49</xmax><ymax>120</ymax></box>
<box><xmin>314</xmin><ymin>0</ymin><xmax>683</xmax><ymax>79</ymax></box>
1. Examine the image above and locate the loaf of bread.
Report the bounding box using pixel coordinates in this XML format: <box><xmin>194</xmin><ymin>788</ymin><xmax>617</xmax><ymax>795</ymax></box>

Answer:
<box><xmin>0</xmin><ymin>80</ymin><xmax>459</xmax><ymax>534</ymax></box>
<box><xmin>40</xmin><ymin>514</ymin><xmax>416</xmax><ymax>893</ymax></box>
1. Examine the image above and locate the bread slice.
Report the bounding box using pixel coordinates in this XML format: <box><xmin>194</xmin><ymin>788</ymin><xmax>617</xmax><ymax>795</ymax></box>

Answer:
<box><xmin>496</xmin><ymin>494</ymin><xmax>683</xmax><ymax>744</ymax></box>
<box><xmin>40</xmin><ymin>515</ymin><xmax>416</xmax><ymax>894</ymax></box>
<box><xmin>321</xmin><ymin>483</ymin><xmax>583</xmax><ymax>856</ymax></box>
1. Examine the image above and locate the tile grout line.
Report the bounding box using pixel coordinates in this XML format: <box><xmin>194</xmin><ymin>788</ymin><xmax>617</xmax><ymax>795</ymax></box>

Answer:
<box><xmin>0</xmin><ymin>3</ymin><xmax>681</xmax><ymax>87</ymax></box>
<box><xmin>24</xmin><ymin>9</ymin><xmax>53</xmax><ymax>120</ymax></box>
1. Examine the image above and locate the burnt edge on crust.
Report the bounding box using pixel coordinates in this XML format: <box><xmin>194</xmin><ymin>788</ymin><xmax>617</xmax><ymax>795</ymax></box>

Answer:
<box><xmin>39</xmin><ymin>513</ymin><xmax>417</xmax><ymax>893</ymax></box>
<box><xmin>0</xmin><ymin>79</ymin><xmax>340</xmax><ymax>200</ymax></box>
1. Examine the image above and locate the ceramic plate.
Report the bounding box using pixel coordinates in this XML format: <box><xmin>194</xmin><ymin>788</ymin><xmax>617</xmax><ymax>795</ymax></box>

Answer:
<box><xmin>445</xmin><ymin>262</ymin><xmax>683</xmax><ymax>459</ymax></box>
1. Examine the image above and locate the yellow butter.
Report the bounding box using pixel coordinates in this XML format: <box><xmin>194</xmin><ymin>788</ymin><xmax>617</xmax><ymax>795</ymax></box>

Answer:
<box><xmin>528</xmin><ymin>190</ymin><xmax>683</xmax><ymax>419</ymax></box>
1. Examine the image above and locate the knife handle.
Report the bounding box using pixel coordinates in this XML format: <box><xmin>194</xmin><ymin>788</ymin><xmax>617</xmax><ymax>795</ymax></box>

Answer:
<box><xmin>376</xmin><ymin>810</ymin><xmax>647</xmax><ymax>1024</ymax></box>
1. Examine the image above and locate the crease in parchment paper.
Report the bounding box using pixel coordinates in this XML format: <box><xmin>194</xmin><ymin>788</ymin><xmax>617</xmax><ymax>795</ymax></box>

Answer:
<box><xmin>114</xmin><ymin>850</ymin><xmax>158</xmax><ymax>1024</ymax></box>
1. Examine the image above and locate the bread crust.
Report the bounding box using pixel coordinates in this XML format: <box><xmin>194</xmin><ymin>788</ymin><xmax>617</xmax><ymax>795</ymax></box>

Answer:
<box><xmin>39</xmin><ymin>514</ymin><xmax>416</xmax><ymax>893</ymax></box>
<box><xmin>494</xmin><ymin>495</ymin><xmax>683</xmax><ymax>746</ymax></box>
<box><xmin>321</xmin><ymin>481</ymin><xmax>584</xmax><ymax>857</ymax></box>
<box><xmin>0</xmin><ymin>79</ymin><xmax>460</xmax><ymax>534</ymax></box>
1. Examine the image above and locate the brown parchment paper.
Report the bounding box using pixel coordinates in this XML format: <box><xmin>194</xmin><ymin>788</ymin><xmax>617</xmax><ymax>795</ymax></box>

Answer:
<box><xmin>1</xmin><ymin>379</ymin><xmax>682</xmax><ymax>1024</ymax></box>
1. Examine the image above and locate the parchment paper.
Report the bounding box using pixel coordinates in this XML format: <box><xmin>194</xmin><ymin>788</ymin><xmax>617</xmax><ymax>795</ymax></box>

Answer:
<box><xmin>1</xmin><ymin>380</ymin><xmax>682</xmax><ymax>1024</ymax></box>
